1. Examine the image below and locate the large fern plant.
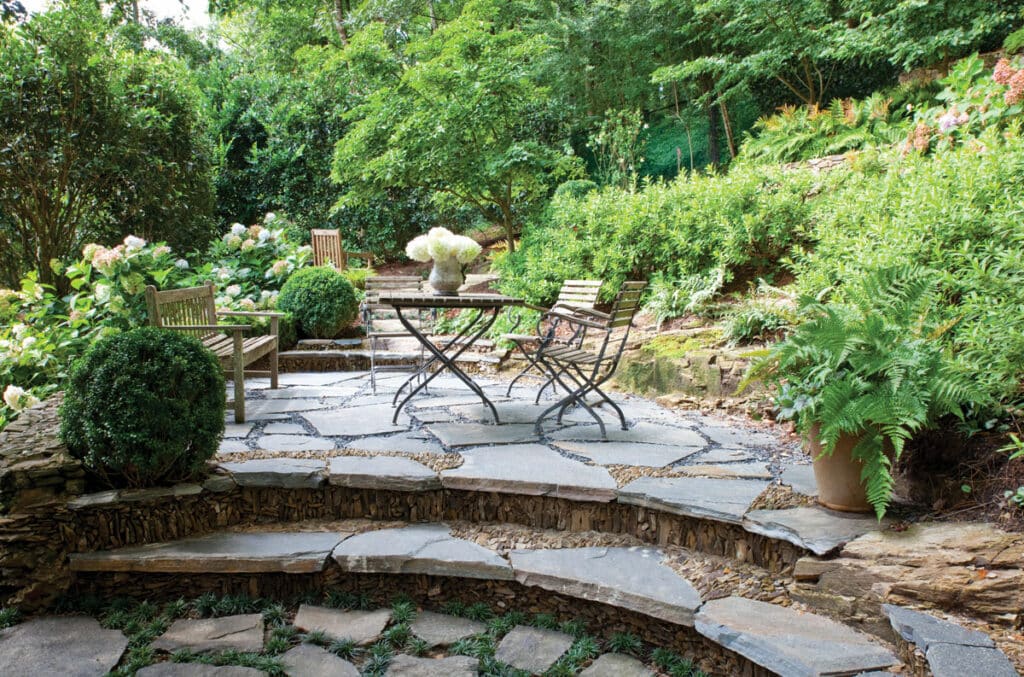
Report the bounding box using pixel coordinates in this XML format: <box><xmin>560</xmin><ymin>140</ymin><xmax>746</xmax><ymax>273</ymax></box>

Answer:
<box><xmin>756</xmin><ymin>266</ymin><xmax>982</xmax><ymax>519</ymax></box>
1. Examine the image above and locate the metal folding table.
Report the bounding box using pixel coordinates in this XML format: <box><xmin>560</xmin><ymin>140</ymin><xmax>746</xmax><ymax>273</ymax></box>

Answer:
<box><xmin>378</xmin><ymin>292</ymin><xmax>524</xmax><ymax>424</ymax></box>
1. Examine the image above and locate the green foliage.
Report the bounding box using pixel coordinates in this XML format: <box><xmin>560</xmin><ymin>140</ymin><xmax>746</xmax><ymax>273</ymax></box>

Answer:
<box><xmin>328</xmin><ymin>638</ymin><xmax>358</xmax><ymax>659</ymax></box>
<box><xmin>277</xmin><ymin>267</ymin><xmax>358</xmax><ymax>339</ymax></box>
<box><xmin>0</xmin><ymin>607</ymin><xmax>20</xmax><ymax>629</ymax></box>
<box><xmin>0</xmin><ymin>5</ymin><xmax>215</xmax><ymax>288</ymax></box>
<box><xmin>722</xmin><ymin>282</ymin><xmax>797</xmax><ymax>345</ymax></box>
<box><xmin>59</xmin><ymin>327</ymin><xmax>225</xmax><ymax>488</ymax></box>
<box><xmin>754</xmin><ymin>266</ymin><xmax>985</xmax><ymax>518</ymax></box>
<box><xmin>606</xmin><ymin>632</ymin><xmax>643</xmax><ymax>656</ymax></box>
<box><xmin>1005</xmin><ymin>27</ymin><xmax>1024</xmax><ymax>54</ymax></box>
<box><xmin>643</xmin><ymin>270</ymin><xmax>725</xmax><ymax>327</ymax></box>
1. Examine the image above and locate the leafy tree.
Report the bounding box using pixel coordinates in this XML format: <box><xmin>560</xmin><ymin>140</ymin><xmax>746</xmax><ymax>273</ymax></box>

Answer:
<box><xmin>333</xmin><ymin>0</ymin><xmax>581</xmax><ymax>251</ymax></box>
<box><xmin>0</xmin><ymin>5</ymin><xmax>215</xmax><ymax>287</ymax></box>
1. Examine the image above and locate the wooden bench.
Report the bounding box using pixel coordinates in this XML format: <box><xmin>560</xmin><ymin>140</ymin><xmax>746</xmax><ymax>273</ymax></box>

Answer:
<box><xmin>311</xmin><ymin>228</ymin><xmax>373</xmax><ymax>269</ymax></box>
<box><xmin>145</xmin><ymin>283</ymin><xmax>282</xmax><ymax>423</ymax></box>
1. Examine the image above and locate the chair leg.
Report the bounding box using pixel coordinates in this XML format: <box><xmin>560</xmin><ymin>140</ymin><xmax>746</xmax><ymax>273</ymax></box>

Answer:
<box><xmin>370</xmin><ymin>337</ymin><xmax>378</xmax><ymax>395</ymax></box>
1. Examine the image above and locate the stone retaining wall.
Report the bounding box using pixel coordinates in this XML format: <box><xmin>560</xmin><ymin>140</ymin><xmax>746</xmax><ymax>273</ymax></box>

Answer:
<box><xmin>70</xmin><ymin>569</ymin><xmax>774</xmax><ymax>677</ymax></box>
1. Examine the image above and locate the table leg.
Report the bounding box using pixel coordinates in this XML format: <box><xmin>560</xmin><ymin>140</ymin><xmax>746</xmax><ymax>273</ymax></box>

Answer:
<box><xmin>391</xmin><ymin>306</ymin><xmax>502</xmax><ymax>424</ymax></box>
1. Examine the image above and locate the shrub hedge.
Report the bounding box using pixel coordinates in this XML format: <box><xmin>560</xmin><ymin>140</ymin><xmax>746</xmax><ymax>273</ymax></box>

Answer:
<box><xmin>277</xmin><ymin>266</ymin><xmax>359</xmax><ymax>339</ymax></box>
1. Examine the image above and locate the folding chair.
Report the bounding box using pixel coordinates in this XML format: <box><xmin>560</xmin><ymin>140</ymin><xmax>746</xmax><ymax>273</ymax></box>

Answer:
<box><xmin>532</xmin><ymin>281</ymin><xmax>647</xmax><ymax>438</ymax></box>
<box><xmin>500</xmin><ymin>280</ymin><xmax>602</xmax><ymax>398</ymax></box>
<box><xmin>311</xmin><ymin>228</ymin><xmax>373</xmax><ymax>270</ymax></box>
<box><xmin>361</xmin><ymin>275</ymin><xmax>433</xmax><ymax>393</ymax></box>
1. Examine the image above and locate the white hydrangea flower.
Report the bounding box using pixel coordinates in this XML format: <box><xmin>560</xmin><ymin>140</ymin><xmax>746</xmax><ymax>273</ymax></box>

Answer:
<box><xmin>225</xmin><ymin>284</ymin><xmax>242</xmax><ymax>297</ymax></box>
<box><xmin>175</xmin><ymin>259</ymin><xmax>189</xmax><ymax>269</ymax></box>
<box><xmin>405</xmin><ymin>227</ymin><xmax>481</xmax><ymax>264</ymax></box>
<box><xmin>258</xmin><ymin>229</ymin><xmax>271</xmax><ymax>242</ymax></box>
<box><xmin>123</xmin><ymin>235</ymin><xmax>146</xmax><ymax>250</ymax></box>
<box><xmin>3</xmin><ymin>385</ymin><xmax>39</xmax><ymax>412</ymax></box>
<box><xmin>230</xmin><ymin>223</ymin><xmax>247</xmax><ymax>236</ymax></box>
<box><xmin>264</xmin><ymin>212</ymin><xmax>277</xmax><ymax>223</ymax></box>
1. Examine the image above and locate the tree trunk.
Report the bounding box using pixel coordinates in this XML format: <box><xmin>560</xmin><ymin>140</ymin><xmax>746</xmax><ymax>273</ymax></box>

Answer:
<box><xmin>333</xmin><ymin>0</ymin><xmax>349</xmax><ymax>46</ymax></box>
<box><xmin>706</xmin><ymin>102</ymin><xmax>720</xmax><ymax>169</ymax></box>
<box><xmin>719</xmin><ymin>100</ymin><xmax>736</xmax><ymax>159</ymax></box>
<box><xmin>427</xmin><ymin>0</ymin><xmax>438</xmax><ymax>32</ymax></box>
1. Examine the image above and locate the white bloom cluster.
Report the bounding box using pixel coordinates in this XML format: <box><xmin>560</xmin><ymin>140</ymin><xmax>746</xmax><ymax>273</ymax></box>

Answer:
<box><xmin>405</xmin><ymin>228</ymin><xmax>482</xmax><ymax>264</ymax></box>
<box><xmin>123</xmin><ymin>235</ymin><xmax>147</xmax><ymax>250</ymax></box>
<box><xmin>230</xmin><ymin>223</ymin><xmax>248</xmax><ymax>236</ymax></box>
<box><xmin>3</xmin><ymin>385</ymin><xmax>40</xmax><ymax>412</ymax></box>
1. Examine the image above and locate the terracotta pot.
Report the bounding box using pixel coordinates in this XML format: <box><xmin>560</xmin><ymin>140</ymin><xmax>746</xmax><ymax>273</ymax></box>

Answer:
<box><xmin>806</xmin><ymin>424</ymin><xmax>873</xmax><ymax>513</ymax></box>
<box><xmin>428</xmin><ymin>256</ymin><xmax>463</xmax><ymax>296</ymax></box>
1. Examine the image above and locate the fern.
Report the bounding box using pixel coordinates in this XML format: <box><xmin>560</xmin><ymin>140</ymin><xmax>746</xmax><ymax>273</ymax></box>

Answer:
<box><xmin>754</xmin><ymin>265</ymin><xmax>986</xmax><ymax>518</ymax></box>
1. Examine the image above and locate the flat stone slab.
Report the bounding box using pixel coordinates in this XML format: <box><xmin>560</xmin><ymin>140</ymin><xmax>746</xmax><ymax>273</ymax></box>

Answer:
<box><xmin>441</xmin><ymin>444</ymin><xmax>617</xmax><ymax>502</ymax></box>
<box><xmin>224</xmin><ymin>421</ymin><xmax>256</xmax><ymax>438</ymax></box>
<box><xmin>279</xmin><ymin>372</ymin><xmax>357</xmax><ymax>386</ymax></box>
<box><xmin>695</xmin><ymin>597</ymin><xmax>896</xmax><ymax>676</ymax></box>
<box><xmin>281</xmin><ymin>643</ymin><xmax>360</xmax><ymax>676</ymax></box>
<box><xmin>246</xmin><ymin>398</ymin><xmax>334</xmax><ymax>417</ymax></box>
<box><xmin>580</xmin><ymin>653</ymin><xmax>654</xmax><ymax>677</ymax></box>
<box><xmin>618</xmin><ymin>476</ymin><xmax>769</xmax><ymax>524</ymax></box>
<box><xmin>410</xmin><ymin>611</ymin><xmax>487</xmax><ymax>647</ymax></box>
<box><xmin>701</xmin><ymin>425</ymin><xmax>779</xmax><ymax>449</ymax></box>
<box><xmin>218</xmin><ymin>440</ymin><xmax>249</xmax><ymax>455</ymax></box>
<box><xmin>883</xmin><ymin>604</ymin><xmax>994</xmax><ymax>649</ymax></box>
<box><xmin>743</xmin><ymin>507</ymin><xmax>881</xmax><ymax>556</ymax></box>
<box><xmin>218</xmin><ymin>458</ymin><xmax>326</xmax><ymax>489</ymax></box>
<box><xmin>676</xmin><ymin>462</ymin><xmax>772</xmax><ymax>479</ymax></box>
<box><xmin>262</xmin><ymin>422</ymin><xmax>309</xmax><ymax>434</ymax></box>
<box><xmin>328</xmin><ymin>456</ymin><xmax>440</xmax><ymax>491</ymax></box>
<box><xmin>698</xmin><ymin>448</ymin><xmax>757</xmax><ymax>463</ymax></box>
<box><xmin>70</xmin><ymin>531</ymin><xmax>348</xmax><ymax>574</ymax></box>
<box><xmin>781</xmin><ymin>464</ymin><xmax>818</xmax><ymax>496</ymax></box>
<box><xmin>925</xmin><ymin>643</ymin><xmax>1018</xmax><ymax>677</ymax></box>
<box><xmin>303</xmin><ymin>404</ymin><xmax>409</xmax><ymax>437</ymax></box>
<box><xmin>427</xmin><ymin>422</ymin><xmax>539</xmax><ymax>447</ymax></box>
<box><xmin>386</xmin><ymin>654</ymin><xmax>479</xmax><ymax>676</ymax></box>
<box><xmin>255</xmin><ymin>434</ymin><xmax>334</xmax><ymax>452</ymax></box>
<box><xmin>137</xmin><ymin>665</ymin><xmax>266</xmax><ymax>677</ymax></box>
<box><xmin>552</xmin><ymin>441</ymin><xmax>699</xmax><ymax>467</ymax></box>
<box><xmin>0</xmin><ymin>617</ymin><xmax>128</xmax><ymax>677</ymax></box>
<box><xmin>510</xmin><ymin>546</ymin><xmax>701</xmax><ymax>626</ymax></box>
<box><xmin>260</xmin><ymin>386</ymin><xmax>359</xmax><ymax>399</ymax></box>
<box><xmin>332</xmin><ymin>524</ymin><xmax>513</xmax><ymax>580</ymax></box>
<box><xmin>495</xmin><ymin>625</ymin><xmax>573</xmax><ymax>674</ymax></box>
<box><xmin>344</xmin><ymin>431</ymin><xmax>446</xmax><ymax>455</ymax></box>
<box><xmin>449</xmin><ymin>401</ymin><xmax>592</xmax><ymax>425</ymax></box>
<box><xmin>293</xmin><ymin>605</ymin><xmax>391</xmax><ymax>645</ymax></box>
<box><xmin>547</xmin><ymin>422</ymin><xmax>706</xmax><ymax>449</ymax></box>
<box><xmin>152</xmin><ymin>614</ymin><xmax>264</xmax><ymax>653</ymax></box>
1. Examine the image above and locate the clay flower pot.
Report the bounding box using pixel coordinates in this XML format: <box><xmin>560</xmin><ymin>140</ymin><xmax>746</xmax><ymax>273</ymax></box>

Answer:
<box><xmin>806</xmin><ymin>423</ymin><xmax>873</xmax><ymax>513</ymax></box>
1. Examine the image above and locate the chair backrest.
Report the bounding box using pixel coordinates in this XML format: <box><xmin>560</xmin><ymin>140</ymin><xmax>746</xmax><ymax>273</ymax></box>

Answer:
<box><xmin>600</xmin><ymin>280</ymin><xmax>647</xmax><ymax>360</ymax></box>
<box><xmin>145</xmin><ymin>283</ymin><xmax>218</xmax><ymax>338</ymax></box>
<box><xmin>554</xmin><ymin>279</ymin><xmax>601</xmax><ymax>310</ymax></box>
<box><xmin>311</xmin><ymin>229</ymin><xmax>346</xmax><ymax>269</ymax></box>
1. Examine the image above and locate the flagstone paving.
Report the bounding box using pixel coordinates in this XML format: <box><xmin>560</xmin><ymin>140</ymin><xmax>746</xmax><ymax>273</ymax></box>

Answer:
<box><xmin>0</xmin><ymin>616</ymin><xmax>128</xmax><ymax>677</ymax></box>
<box><xmin>152</xmin><ymin>614</ymin><xmax>265</xmax><ymax>653</ymax></box>
<box><xmin>409</xmin><ymin>611</ymin><xmax>488</xmax><ymax>647</ymax></box>
<box><xmin>281</xmin><ymin>643</ymin><xmax>360</xmax><ymax>677</ymax></box>
<box><xmin>293</xmin><ymin>605</ymin><xmax>392</xmax><ymax>645</ymax></box>
<box><xmin>495</xmin><ymin>625</ymin><xmax>574</xmax><ymax>674</ymax></box>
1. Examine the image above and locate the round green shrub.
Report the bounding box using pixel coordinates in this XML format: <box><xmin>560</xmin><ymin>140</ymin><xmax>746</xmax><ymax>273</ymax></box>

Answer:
<box><xmin>553</xmin><ymin>179</ymin><xmax>598</xmax><ymax>201</ymax></box>
<box><xmin>59</xmin><ymin>327</ymin><xmax>225</xmax><ymax>488</ymax></box>
<box><xmin>277</xmin><ymin>266</ymin><xmax>358</xmax><ymax>339</ymax></box>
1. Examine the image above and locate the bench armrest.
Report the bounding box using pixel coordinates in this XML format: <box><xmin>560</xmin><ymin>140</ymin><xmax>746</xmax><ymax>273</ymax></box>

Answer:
<box><xmin>218</xmin><ymin>310</ymin><xmax>286</xmax><ymax>318</ymax></box>
<box><xmin>162</xmin><ymin>324</ymin><xmax>251</xmax><ymax>332</ymax></box>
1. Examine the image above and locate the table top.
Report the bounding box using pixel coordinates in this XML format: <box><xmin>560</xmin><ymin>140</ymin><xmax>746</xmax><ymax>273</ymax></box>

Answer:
<box><xmin>378</xmin><ymin>292</ymin><xmax>524</xmax><ymax>309</ymax></box>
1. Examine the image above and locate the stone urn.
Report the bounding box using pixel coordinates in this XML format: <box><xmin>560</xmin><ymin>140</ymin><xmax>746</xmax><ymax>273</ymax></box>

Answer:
<box><xmin>806</xmin><ymin>424</ymin><xmax>873</xmax><ymax>513</ymax></box>
<box><xmin>428</xmin><ymin>256</ymin><xmax>463</xmax><ymax>296</ymax></box>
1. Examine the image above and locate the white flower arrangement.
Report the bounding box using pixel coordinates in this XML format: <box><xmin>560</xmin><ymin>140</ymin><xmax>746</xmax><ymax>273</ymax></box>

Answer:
<box><xmin>405</xmin><ymin>227</ymin><xmax>481</xmax><ymax>264</ymax></box>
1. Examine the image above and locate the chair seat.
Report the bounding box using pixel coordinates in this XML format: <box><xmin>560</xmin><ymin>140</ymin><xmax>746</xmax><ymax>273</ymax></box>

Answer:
<box><xmin>541</xmin><ymin>345</ymin><xmax>602</xmax><ymax>365</ymax></box>
<box><xmin>203</xmin><ymin>334</ymin><xmax>278</xmax><ymax>367</ymax></box>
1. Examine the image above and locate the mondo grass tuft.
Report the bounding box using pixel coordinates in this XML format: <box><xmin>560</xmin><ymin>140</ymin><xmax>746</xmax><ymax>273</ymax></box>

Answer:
<box><xmin>0</xmin><ymin>607</ymin><xmax>20</xmax><ymax>629</ymax></box>
<box><xmin>606</xmin><ymin>631</ymin><xmax>643</xmax><ymax>656</ymax></box>
<box><xmin>328</xmin><ymin>637</ymin><xmax>359</xmax><ymax>659</ymax></box>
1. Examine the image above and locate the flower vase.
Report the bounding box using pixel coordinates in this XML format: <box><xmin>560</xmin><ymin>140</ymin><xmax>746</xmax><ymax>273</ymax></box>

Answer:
<box><xmin>429</xmin><ymin>256</ymin><xmax>463</xmax><ymax>296</ymax></box>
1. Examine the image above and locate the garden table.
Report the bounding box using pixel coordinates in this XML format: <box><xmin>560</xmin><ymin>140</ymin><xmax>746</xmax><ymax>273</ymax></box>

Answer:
<box><xmin>379</xmin><ymin>292</ymin><xmax>524</xmax><ymax>424</ymax></box>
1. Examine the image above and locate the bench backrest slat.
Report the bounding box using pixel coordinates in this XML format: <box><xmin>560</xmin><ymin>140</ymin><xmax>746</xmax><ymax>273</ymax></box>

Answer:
<box><xmin>145</xmin><ymin>283</ymin><xmax>218</xmax><ymax>339</ymax></box>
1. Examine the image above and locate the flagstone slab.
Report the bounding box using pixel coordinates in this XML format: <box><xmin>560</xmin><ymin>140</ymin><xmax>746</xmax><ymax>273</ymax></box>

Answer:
<box><xmin>386</xmin><ymin>654</ymin><xmax>479</xmax><ymax>676</ymax></box>
<box><xmin>701</xmin><ymin>425</ymin><xmax>780</xmax><ymax>450</ymax></box>
<box><xmin>743</xmin><ymin>507</ymin><xmax>882</xmax><ymax>556</ymax></box>
<box><xmin>494</xmin><ymin>625</ymin><xmax>573</xmax><ymax>674</ymax></box>
<box><xmin>0</xmin><ymin>617</ymin><xmax>128</xmax><ymax>677</ymax></box>
<box><xmin>343</xmin><ymin>431</ymin><xmax>446</xmax><ymax>455</ymax></box>
<box><xmin>281</xmin><ymin>643</ymin><xmax>360</xmax><ymax>677</ymax></box>
<box><xmin>675</xmin><ymin>462</ymin><xmax>772</xmax><ymax>480</ymax></box>
<box><xmin>137</xmin><ymin>665</ymin><xmax>266</xmax><ymax>677</ymax></box>
<box><xmin>260</xmin><ymin>386</ymin><xmax>360</xmax><ymax>399</ymax></box>
<box><xmin>924</xmin><ymin>643</ymin><xmax>1018</xmax><ymax>677</ymax></box>
<box><xmin>303</xmin><ymin>405</ymin><xmax>408</xmax><ymax>437</ymax></box>
<box><xmin>426</xmin><ymin>422</ymin><xmax>539</xmax><ymax>447</ymax></box>
<box><xmin>262</xmin><ymin>422</ymin><xmax>308</xmax><ymax>435</ymax></box>
<box><xmin>332</xmin><ymin>524</ymin><xmax>513</xmax><ymax>580</ymax></box>
<box><xmin>246</xmin><ymin>398</ymin><xmax>336</xmax><ymax>418</ymax></box>
<box><xmin>279</xmin><ymin>372</ymin><xmax>356</xmax><ymax>386</ymax></box>
<box><xmin>219</xmin><ymin>458</ymin><xmax>326</xmax><ymax>488</ymax></box>
<box><xmin>781</xmin><ymin>464</ymin><xmax>818</xmax><ymax>496</ymax></box>
<box><xmin>579</xmin><ymin>653</ymin><xmax>655</xmax><ymax>677</ymax></box>
<box><xmin>255</xmin><ymin>434</ymin><xmax>335</xmax><ymax>452</ymax></box>
<box><xmin>409</xmin><ymin>611</ymin><xmax>487</xmax><ymax>647</ymax></box>
<box><xmin>152</xmin><ymin>614</ymin><xmax>264</xmax><ymax>653</ymax></box>
<box><xmin>224</xmin><ymin>421</ymin><xmax>257</xmax><ymax>438</ymax></box>
<box><xmin>70</xmin><ymin>531</ymin><xmax>348</xmax><ymax>574</ymax></box>
<box><xmin>546</xmin><ymin>422</ymin><xmax>706</xmax><ymax>449</ymax></box>
<box><xmin>552</xmin><ymin>441</ymin><xmax>700</xmax><ymax>467</ymax></box>
<box><xmin>618</xmin><ymin>477</ymin><xmax>768</xmax><ymax>524</ymax></box>
<box><xmin>441</xmin><ymin>444</ymin><xmax>617</xmax><ymax>502</ymax></box>
<box><xmin>510</xmin><ymin>546</ymin><xmax>702</xmax><ymax>626</ymax></box>
<box><xmin>698</xmin><ymin>448</ymin><xmax>757</xmax><ymax>464</ymax></box>
<box><xmin>293</xmin><ymin>605</ymin><xmax>391</xmax><ymax>645</ymax></box>
<box><xmin>218</xmin><ymin>440</ymin><xmax>249</xmax><ymax>455</ymax></box>
<box><xmin>449</xmin><ymin>401</ymin><xmax>594</xmax><ymax>425</ymax></box>
<box><xmin>328</xmin><ymin>456</ymin><xmax>441</xmax><ymax>491</ymax></box>
<box><xmin>695</xmin><ymin>597</ymin><xmax>897</xmax><ymax>676</ymax></box>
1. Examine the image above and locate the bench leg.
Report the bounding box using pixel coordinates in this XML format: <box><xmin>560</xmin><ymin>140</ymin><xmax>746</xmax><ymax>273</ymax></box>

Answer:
<box><xmin>233</xmin><ymin>335</ymin><xmax>245</xmax><ymax>423</ymax></box>
<box><xmin>270</xmin><ymin>344</ymin><xmax>279</xmax><ymax>390</ymax></box>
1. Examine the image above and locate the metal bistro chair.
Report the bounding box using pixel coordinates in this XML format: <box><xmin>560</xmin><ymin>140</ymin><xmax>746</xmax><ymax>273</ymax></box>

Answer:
<box><xmin>311</xmin><ymin>228</ymin><xmax>373</xmax><ymax>270</ymax></box>
<box><xmin>532</xmin><ymin>280</ymin><xmax>647</xmax><ymax>438</ymax></box>
<box><xmin>361</xmin><ymin>275</ymin><xmax>434</xmax><ymax>393</ymax></box>
<box><xmin>500</xmin><ymin>279</ymin><xmax>602</xmax><ymax>399</ymax></box>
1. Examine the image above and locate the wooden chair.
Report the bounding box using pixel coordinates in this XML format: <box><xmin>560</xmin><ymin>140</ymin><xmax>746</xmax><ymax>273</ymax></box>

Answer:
<box><xmin>311</xmin><ymin>229</ymin><xmax>373</xmax><ymax>270</ymax></box>
<box><xmin>361</xmin><ymin>275</ymin><xmax>433</xmax><ymax>393</ymax></box>
<box><xmin>532</xmin><ymin>281</ymin><xmax>647</xmax><ymax>438</ymax></box>
<box><xmin>500</xmin><ymin>279</ymin><xmax>603</xmax><ymax>398</ymax></box>
<box><xmin>145</xmin><ymin>283</ymin><xmax>283</xmax><ymax>423</ymax></box>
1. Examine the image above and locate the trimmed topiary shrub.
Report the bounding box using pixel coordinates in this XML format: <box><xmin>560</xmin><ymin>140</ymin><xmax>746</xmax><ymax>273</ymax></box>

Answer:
<box><xmin>277</xmin><ymin>266</ymin><xmax>358</xmax><ymax>339</ymax></box>
<box><xmin>59</xmin><ymin>327</ymin><xmax>225</xmax><ymax>488</ymax></box>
